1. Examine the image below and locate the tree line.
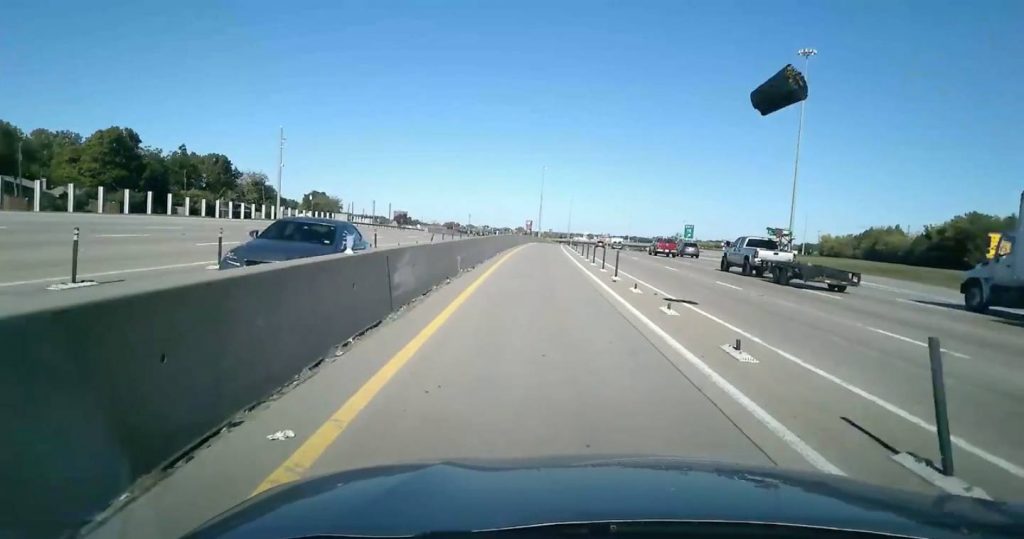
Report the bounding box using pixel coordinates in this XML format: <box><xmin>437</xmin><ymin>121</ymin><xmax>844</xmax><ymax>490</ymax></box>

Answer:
<box><xmin>814</xmin><ymin>211</ymin><xmax>1017</xmax><ymax>270</ymax></box>
<box><xmin>0</xmin><ymin>119</ymin><xmax>342</xmax><ymax>212</ymax></box>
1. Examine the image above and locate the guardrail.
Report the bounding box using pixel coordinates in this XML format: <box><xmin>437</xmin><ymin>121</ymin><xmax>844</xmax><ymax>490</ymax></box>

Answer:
<box><xmin>0</xmin><ymin>235</ymin><xmax>533</xmax><ymax>538</ymax></box>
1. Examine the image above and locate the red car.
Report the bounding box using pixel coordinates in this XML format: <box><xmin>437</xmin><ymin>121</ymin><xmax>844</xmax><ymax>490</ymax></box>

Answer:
<box><xmin>648</xmin><ymin>237</ymin><xmax>678</xmax><ymax>257</ymax></box>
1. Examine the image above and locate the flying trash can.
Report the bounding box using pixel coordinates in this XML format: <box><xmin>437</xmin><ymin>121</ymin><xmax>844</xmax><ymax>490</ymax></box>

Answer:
<box><xmin>750</xmin><ymin>64</ymin><xmax>808</xmax><ymax>116</ymax></box>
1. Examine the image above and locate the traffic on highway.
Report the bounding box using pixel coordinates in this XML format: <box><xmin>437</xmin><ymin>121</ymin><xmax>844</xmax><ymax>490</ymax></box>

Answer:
<box><xmin>3</xmin><ymin>2</ymin><xmax>1024</xmax><ymax>539</ymax></box>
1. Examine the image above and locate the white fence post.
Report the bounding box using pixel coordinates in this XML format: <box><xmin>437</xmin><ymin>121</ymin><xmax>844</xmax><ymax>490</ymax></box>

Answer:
<box><xmin>123</xmin><ymin>189</ymin><xmax>129</xmax><ymax>214</ymax></box>
<box><xmin>33</xmin><ymin>180</ymin><xmax>41</xmax><ymax>212</ymax></box>
<box><xmin>261</xmin><ymin>204</ymin><xmax>266</xmax><ymax>219</ymax></box>
<box><xmin>184</xmin><ymin>196</ymin><xmax>190</xmax><ymax>216</ymax></box>
<box><xmin>97</xmin><ymin>186</ymin><xmax>104</xmax><ymax>214</ymax></box>
<box><xmin>228</xmin><ymin>201</ymin><xmax>233</xmax><ymax>220</ymax></box>
<box><xmin>146</xmin><ymin>191</ymin><xmax>152</xmax><ymax>214</ymax></box>
<box><xmin>215</xmin><ymin>199</ymin><xmax>221</xmax><ymax>219</ymax></box>
<box><xmin>166</xmin><ymin>193</ymin><xmax>172</xmax><ymax>215</ymax></box>
<box><xmin>201</xmin><ymin>199</ymin><xmax>206</xmax><ymax>217</ymax></box>
<box><xmin>67</xmin><ymin>183</ymin><xmax>74</xmax><ymax>213</ymax></box>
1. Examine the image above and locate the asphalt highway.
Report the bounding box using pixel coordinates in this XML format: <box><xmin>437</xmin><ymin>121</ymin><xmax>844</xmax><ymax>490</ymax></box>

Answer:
<box><xmin>0</xmin><ymin>211</ymin><xmax>440</xmax><ymax>313</ymax></box>
<box><xmin>84</xmin><ymin>242</ymin><xmax>1024</xmax><ymax>539</ymax></box>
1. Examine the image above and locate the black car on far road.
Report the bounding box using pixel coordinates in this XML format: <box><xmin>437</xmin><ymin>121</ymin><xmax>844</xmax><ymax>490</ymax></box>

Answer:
<box><xmin>219</xmin><ymin>217</ymin><xmax>369</xmax><ymax>269</ymax></box>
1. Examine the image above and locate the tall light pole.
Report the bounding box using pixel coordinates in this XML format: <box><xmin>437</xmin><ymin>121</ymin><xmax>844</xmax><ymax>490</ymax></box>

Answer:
<box><xmin>567</xmin><ymin>196</ymin><xmax>573</xmax><ymax>240</ymax></box>
<box><xmin>276</xmin><ymin>127</ymin><xmax>285</xmax><ymax>217</ymax></box>
<box><xmin>537</xmin><ymin>166</ymin><xmax>546</xmax><ymax>237</ymax></box>
<box><xmin>787</xmin><ymin>47</ymin><xmax>817</xmax><ymax>251</ymax></box>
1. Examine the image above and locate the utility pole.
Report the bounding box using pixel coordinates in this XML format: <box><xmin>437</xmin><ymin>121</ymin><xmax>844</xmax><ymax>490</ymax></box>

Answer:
<box><xmin>537</xmin><ymin>166</ymin><xmax>546</xmax><ymax>237</ymax></box>
<box><xmin>372</xmin><ymin>200</ymin><xmax>376</xmax><ymax>219</ymax></box>
<box><xmin>801</xmin><ymin>213</ymin><xmax>808</xmax><ymax>255</ymax></box>
<box><xmin>276</xmin><ymin>126</ymin><xmax>285</xmax><ymax>218</ymax></box>
<box><xmin>16</xmin><ymin>140</ymin><xmax>23</xmax><ymax>198</ymax></box>
<box><xmin>787</xmin><ymin>48</ymin><xmax>817</xmax><ymax>251</ymax></box>
<box><xmin>567</xmin><ymin>196</ymin><xmax>573</xmax><ymax>239</ymax></box>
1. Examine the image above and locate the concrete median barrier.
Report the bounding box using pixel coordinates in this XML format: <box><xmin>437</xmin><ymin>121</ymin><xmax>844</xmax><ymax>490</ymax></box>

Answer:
<box><xmin>0</xmin><ymin>234</ymin><xmax>532</xmax><ymax>538</ymax></box>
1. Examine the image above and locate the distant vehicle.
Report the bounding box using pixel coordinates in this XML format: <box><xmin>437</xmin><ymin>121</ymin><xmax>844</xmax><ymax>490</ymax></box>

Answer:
<box><xmin>678</xmin><ymin>242</ymin><xmax>700</xmax><ymax>258</ymax></box>
<box><xmin>721</xmin><ymin>236</ymin><xmax>793</xmax><ymax>277</ymax></box>
<box><xmin>183</xmin><ymin>456</ymin><xmax>1024</xmax><ymax>539</ymax></box>
<box><xmin>610</xmin><ymin>237</ymin><xmax>624</xmax><ymax>249</ymax></box>
<box><xmin>721</xmin><ymin>236</ymin><xmax>860</xmax><ymax>292</ymax></box>
<box><xmin>648</xmin><ymin>237</ymin><xmax>678</xmax><ymax>257</ymax></box>
<box><xmin>962</xmin><ymin>191</ymin><xmax>1024</xmax><ymax>312</ymax></box>
<box><xmin>219</xmin><ymin>217</ymin><xmax>369</xmax><ymax>270</ymax></box>
<box><xmin>595</xmin><ymin>237</ymin><xmax>606</xmax><ymax>248</ymax></box>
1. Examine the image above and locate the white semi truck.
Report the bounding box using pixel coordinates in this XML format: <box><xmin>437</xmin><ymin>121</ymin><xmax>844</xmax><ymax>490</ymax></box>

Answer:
<box><xmin>961</xmin><ymin>191</ymin><xmax>1023</xmax><ymax>312</ymax></box>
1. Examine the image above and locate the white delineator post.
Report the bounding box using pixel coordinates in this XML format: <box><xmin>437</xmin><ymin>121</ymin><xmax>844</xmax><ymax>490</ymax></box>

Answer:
<box><xmin>201</xmin><ymin>199</ymin><xmax>207</xmax><ymax>217</ymax></box>
<box><xmin>185</xmin><ymin>196</ymin><xmax>190</xmax><ymax>216</ymax></box>
<box><xmin>123</xmin><ymin>189</ymin><xmax>129</xmax><ymax>214</ymax></box>
<box><xmin>146</xmin><ymin>191</ymin><xmax>153</xmax><ymax>214</ymax></box>
<box><xmin>261</xmin><ymin>204</ymin><xmax>266</xmax><ymax>219</ymax></box>
<box><xmin>215</xmin><ymin>199</ymin><xmax>221</xmax><ymax>219</ymax></box>
<box><xmin>67</xmin><ymin>183</ymin><xmax>74</xmax><ymax>213</ymax></box>
<box><xmin>228</xmin><ymin>201</ymin><xmax>233</xmax><ymax>220</ymax></box>
<box><xmin>166</xmin><ymin>193</ymin><xmax>172</xmax><ymax>215</ymax></box>
<box><xmin>33</xmin><ymin>180</ymin><xmax>41</xmax><ymax>212</ymax></box>
<box><xmin>97</xmin><ymin>186</ymin><xmax>104</xmax><ymax>214</ymax></box>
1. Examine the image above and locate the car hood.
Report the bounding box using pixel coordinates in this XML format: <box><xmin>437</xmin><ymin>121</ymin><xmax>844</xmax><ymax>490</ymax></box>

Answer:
<box><xmin>184</xmin><ymin>456</ymin><xmax>1022</xmax><ymax>539</ymax></box>
<box><xmin>230</xmin><ymin>238</ymin><xmax>337</xmax><ymax>262</ymax></box>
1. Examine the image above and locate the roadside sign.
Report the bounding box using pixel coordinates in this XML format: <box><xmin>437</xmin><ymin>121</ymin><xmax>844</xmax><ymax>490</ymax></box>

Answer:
<box><xmin>683</xmin><ymin>224</ymin><xmax>694</xmax><ymax>240</ymax></box>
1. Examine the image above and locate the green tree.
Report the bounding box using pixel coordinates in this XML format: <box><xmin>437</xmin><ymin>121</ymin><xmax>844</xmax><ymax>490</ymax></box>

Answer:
<box><xmin>165</xmin><ymin>144</ymin><xmax>202</xmax><ymax>193</ymax></box>
<box><xmin>77</xmin><ymin>127</ymin><xmax>145</xmax><ymax>189</ymax></box>
<box><xmin>198</xmin><ymin>153</ymin><xmax>240</xmax><ymax>197</ymax></box>
<box><xmin>0</xmin><ymin>120</ymin><xmax>27</xmax><ymax>177</ymax></box>
<box><xmin>140</xmin><ymin>147</ymin><xmax>170</xmax><ymax>194</ymax></box>
<box><xmin>26</xmin><ymin>129</ymin><xmax>83</xmax><ymax>182</ymax></box>
<box><xmin>299</xmin><ymin>190</ymin><xmax>341</xmax><ymax>212</ymax></box>
<box><xmin>237</xmin><ymin>170</ymin><xmax>277</xmax><ymax>205</ymax></box>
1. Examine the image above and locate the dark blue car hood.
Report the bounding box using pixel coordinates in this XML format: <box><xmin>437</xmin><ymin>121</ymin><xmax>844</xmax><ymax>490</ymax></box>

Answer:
<box><xmin>231</xmin><ymin>238</ymin><xmax>337</xmax><ymax>262</ymax></box>
<box><xmin>185</xmin><ymin>456</ymin><xmax>1023</xmax><ymax>538</ymax></box>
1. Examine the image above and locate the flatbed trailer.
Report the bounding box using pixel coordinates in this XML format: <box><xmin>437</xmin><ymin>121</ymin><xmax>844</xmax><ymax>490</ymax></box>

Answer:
<box><xmin>764</xmin><ymin>260</ymin><xmax>862</xmax><ymax>292</ymax></box>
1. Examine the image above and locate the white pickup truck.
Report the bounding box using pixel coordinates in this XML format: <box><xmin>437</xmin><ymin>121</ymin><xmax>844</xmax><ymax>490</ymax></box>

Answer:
<box><xmin>720</xmin><ymin>236</ymin><xmax>795</xmax><ymax>277</ymax></box>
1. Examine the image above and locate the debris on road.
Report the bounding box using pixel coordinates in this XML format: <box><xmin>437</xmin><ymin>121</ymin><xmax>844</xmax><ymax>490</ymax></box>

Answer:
<box><xmin>266</xmin><ymin>429</ymin><xmax>295</xmax><ymax>441</ymax></box>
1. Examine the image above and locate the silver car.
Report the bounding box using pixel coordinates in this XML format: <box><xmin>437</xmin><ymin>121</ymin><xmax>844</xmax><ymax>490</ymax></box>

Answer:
<box><xmin>679</xmin><ymin>242</ymin><xmax>700</xmax><ymax>258</ymax></box>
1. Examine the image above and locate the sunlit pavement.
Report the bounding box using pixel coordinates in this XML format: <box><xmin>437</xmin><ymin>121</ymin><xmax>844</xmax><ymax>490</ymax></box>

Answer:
<box><xmin>85</xmin><ymin>243</ymin><xmax>1024</xmax><ymax>538</ymax></box>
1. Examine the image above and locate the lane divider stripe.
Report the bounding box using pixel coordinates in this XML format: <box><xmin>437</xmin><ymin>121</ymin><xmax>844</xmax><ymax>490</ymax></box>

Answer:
<box><xmin>612</xmin><ymin>265</ymin><xmax>1024</xmax><ymax>480</ymax></box>
<box><xmin>251</xmin><ymin>244</ymin><xmax>528</xmax><ymax>495</ymax></box>
<box><xmin>561</xmin><ymin>246</ymin><xmax>844</xmax><ymax>475</ymax></box>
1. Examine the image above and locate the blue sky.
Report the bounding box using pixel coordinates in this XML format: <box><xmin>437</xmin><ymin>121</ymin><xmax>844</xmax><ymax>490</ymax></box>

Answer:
<box><xmin>2</xmin><ymin>0</ymin><xmax>1022</xmax><ymax>239</ymax></box>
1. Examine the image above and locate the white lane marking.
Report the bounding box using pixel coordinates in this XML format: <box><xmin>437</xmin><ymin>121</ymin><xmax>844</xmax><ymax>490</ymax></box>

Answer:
<box><xmin>864</xmin><ymin>281</ymin><xmax>952</xmax><ymax>302</ymax></box>
<box><xmin>864</xmin><ymin>327</ymin><xmax>971</xmax><ymax>359</ymax></box>
<box><xmin>0</xmin><ymin>260</ymin><xmax>216</xmax><ymax>288</ymax></box>
<box><xmin>96</xmin><ymin>233</ymin><xmax>151</xmax><ymax>238</ymax></box>
<box><xmin>896</xmin><ymin>298</ymin><xmax>949</xmax><ymax>311</ymax></box>
<box><xmin>615</xmin><ymin>267</ymin><xmax>1024</xmax><ymax>480</ymax></box>
<box><xmin>715</xmin><ymin>281</ymin><xmax>742</xmax><ymax>290</ymax></box>
<box><xmin>800</xmin><ymin>289</ymin><xmax>842</xmax><ymax>300</ymax></box>
<box><xmin>562</xmin><ymin>246</ymin><xmax>843</xmax><ymax>475</ymax></box>
<box><xmin>195</xmin><ymin>241</ymin><xmax>241</xmax><ymax>246</ymax></box>
<box><xmin>0</xmin><ymin>226</ymin><xmax>7</xmax><ymax>229</ymax></box>
<box><xmin>663</xmin><ymin>266</ymin><xmax>678</xmax><ymax>272</ymax></box>
<box><xmin>630</xmin><ymin>256</ymin><xmax>638</xmax><ymax>260</ymax></box>
<box><xmin>144</xmin><ymin>226</ymin><xmax>183</xmax><ymax>230</ymax></box>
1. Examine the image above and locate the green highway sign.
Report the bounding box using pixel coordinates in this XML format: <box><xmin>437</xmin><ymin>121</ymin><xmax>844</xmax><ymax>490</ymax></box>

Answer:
<box><xmin>683</xmin><ymin>224</ymin><xmax>694</xmax><ymax>240</ymax></box>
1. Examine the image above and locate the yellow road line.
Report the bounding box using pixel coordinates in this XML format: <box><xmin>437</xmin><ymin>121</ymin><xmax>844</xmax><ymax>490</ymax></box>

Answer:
<box><xmin>251</xmin><ymin>244</ymin><xmax>528</xmax><ymax>496</ymax></box>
